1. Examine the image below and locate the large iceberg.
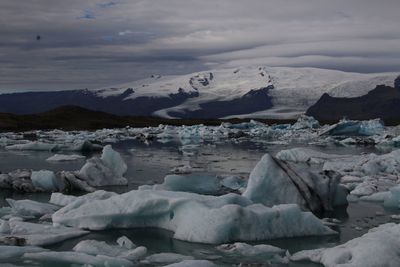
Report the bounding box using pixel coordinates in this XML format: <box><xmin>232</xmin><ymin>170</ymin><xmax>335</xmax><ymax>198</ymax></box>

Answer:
<box><xmin>52</xmin><ymin>190</ymin><xmax>335</xmax><ymax>244</ymax></box>
<box><xmin>291</xmin><ymin>223</ymin><xmax>400</xmax><ymax>267</ymax></box>
<box><xmin>243</xmin><ymin>154</ymin><xmax>347</xmax><ymax>213</ymax></box>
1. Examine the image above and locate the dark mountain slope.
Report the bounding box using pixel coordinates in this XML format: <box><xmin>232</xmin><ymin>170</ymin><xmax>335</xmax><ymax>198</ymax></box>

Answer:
<box><xmin>306</xmin><ymin>85</ymin><xmax>400</xmax><ymax>125</ymax></box>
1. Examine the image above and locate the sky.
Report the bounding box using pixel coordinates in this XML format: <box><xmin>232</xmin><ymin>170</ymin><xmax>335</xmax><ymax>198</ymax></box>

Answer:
<box><xmin>1</xmin><ymin>0</ymin><xmax>399</xmax><ymax>91</ymax></box>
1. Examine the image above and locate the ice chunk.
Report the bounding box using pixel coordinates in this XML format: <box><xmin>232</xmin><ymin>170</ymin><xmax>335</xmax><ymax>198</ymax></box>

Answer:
<box><xmin>139</xmin><ymin>174</ymin><xmax>221</xmax><ymax>194</ymax></box>
<box><xmin>0</xmin><ymin>245</ymin><xmax>47</xmax><ymax>260</ymax></box>
<box><xmin>78</xmin><ymin>145</ymin><xmax>128</xmax><ymax>186</ymax></box>
<box><xmin>73</xmin><ymin>239</ymin><xmax>146</xmax><ymax>261</ymax></box>
<box><xmin>100</xmin><ymin>145</ymin><xmax>128</xmax><ymax>178</ymax></box>
<box><xmin>117</xmin><ymin>236</ymin><xmax>135</xmax><ymax>249</ymax></box>
<box><xmin>144</xmin><ymin>253</ymin><xmax>194</xmax><ymax>265</ymax></box>
<box><xmin>276</xmin><ymin>147</ymin><xmax>352</xmax><ymax>164</ymax></box>
<box><xmin>5</xmin><ymin>142</ymin><xmax>57</xmax><ymax>151</ymax></box>
<box><xmin>53</xmin><ymin>190</ymin><xmax>335</xmax><ymax>244</ymax></box>
<box><xmin>24</xmin><ymin>251</ymin><xmax>134</xmax><ymax>267</ymax></box>
<box><xmin>5</xmin><ymin>140</ymin><xmax>101</xmax><ymax>152</ymax></box>
<box><xmin>164</xmin><ymin>260</ymin><xmax>217</xmax><ymax>267</ymax></box>
<box><xmin>292</xmin><ymin>115</ymin><xmax>320</xmax><ymax>130</ymax></box>
<box><xmin>360</xmin><ymin>191</ymin><xmax>391</xmax><ymax>202</ymax></box>
<box><xmin>320</xmin><ymin>119</ymin><xmax>384</xmax><ymax>136</ymax></box>
<box><xmin>50</xmin><ymin>190</ymin><xmax>117</xmax><ymax>207</ymax></box>
<box><xmin>0</xmin><ymin>220</ymin><xmax>88</xmax><ymax>246</ymax></box>
<box><xmin>291</xmin><ymin>223</ymin><xmax>400</xmax><ymax>267</ymax></box>
<box><xmin>31</xmin><ymin>170</ymin><xmax>63</xmax><ymax>192</ymax></box>
<box><xmin>46</xmin><ymin>154</ymin><xmax>85</xmax><ymax>162</ymax></box>
<box><xmin>220</xmin><ymin>176</ymin><xmax>247</xmax><ymax>191</ymax></box>
<box><xmin>383</xmin><ymin>186</ymin><xmax>400</xmax><ymax>208</ymax></box>
<box><xmin>217</xmin><ymin>242</ymin><xmax>287</xmax><ymax>263</ymax></box>
<box><xmin>243</xmin><ymin>154</ymin><xmax>347</xmax><ymax>213</ymax></box>
<box><xmin>6</xmin><ymin>199</ymin><xmax>59</xmax><ymax>217</ymax></box>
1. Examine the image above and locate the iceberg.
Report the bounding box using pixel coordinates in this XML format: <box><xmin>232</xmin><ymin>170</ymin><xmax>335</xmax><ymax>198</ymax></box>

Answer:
<box><xmin>164</xmin><ymin>260</ymin><xmax>217</xmax><ymax>267</ymax></box>
<box><xmin>0</xmin><ymin>245</ymin><xmax>47</xmax><ymax>260</ymax></box>
<box><xmin>52</xmin><ymin>190</ymin><xmax>335</xmax><ymax>244</ymax></box>
<box><xmin>0</xmin><ymin>220</ymin><xmax>88</xmax><ymax>246</ymax></box>
<box><xmin>291</xmin><ymin>223</ymin><xmax>400</xmax><ymax>267</ymax></box>
<box><xmin>139</xmin><ymin>174</ymin><xmax>221</xmax><ymax>195</ymax></box>
<box><xmin>6</xmin><ymin>199</ymin><xmax>59</xmax><ymax>217</ymax></box>
<box><xmin>46</xmin><ymin>154</ymin><xmax>85</xmax><ymax>162</ymax></box>
<box><xmin>243</xmin><ymin>154</ymin><xmax>347</xmax><ymax>213</ymax></box>
<box><xmin>78</xmin><ymin>145</ymin><xmax>128</xmax><ymax>186</ymax></box>
<box><xmin>276</xmin><ymin>147</ymin><xmax>353</xmax><ymax>164</ymax></box>
<box><xmin>30</xmin><ymin>170</ymin><xmax>63</xmax><ymax>192</ymax></box>
<box><xmin>73</xmin><ymin>239</ymin><xmax>147</xmax><ymax>261</ymax></box>
<box><xmin>143</xmin><ymin>253</ymin><xmax>194</xmax><ymax>265</ymax></box>
<box><xmin>24</xmin><ymin>251</ymin><xmax>134</xmax><ymax>267</ymax></box>
<box><xmin>217</xmin><ymin>242</ymin><xmax>287</xmax><ymax>263</ymax></box>
<box><xmin>320</xmin><ymin>119</ymin><xmax>384</xmax><ymax>136</ymax></box>
<box><xmin>50</xmin><ymin>190</ymin><xmax>118</xmax><ymax>206</ymax></box>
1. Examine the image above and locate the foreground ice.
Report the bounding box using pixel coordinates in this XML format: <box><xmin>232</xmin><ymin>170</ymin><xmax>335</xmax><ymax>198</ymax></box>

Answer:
<box><xmin>46</xmin><ymin>154</ymin><xmax>85</xmax><ymax>162</ymax></box>
<box><xmin>6</xmin><ymin>199</ymin><xmax>59</xmax><ymax>218</ymax></box>
<box><xmin>31</xmin><ymin>170</ymin><xmax>62</xmax><ymax>192</ymax></box>
<box><xmin>243</xmin><ymin>154</ymin><xmax>347</xmax><ymax>213</ymax></box>
<box><xmin>50</xmin><ymin>190</ymin><xmax>117</xmax><ymax>206</ymax></box>
<box><xmin>73</xmin><ymin>238</ymin><xmax>147</xmax><ymax>261</ymax></box>
<box><xmin>291</xmin><ymin>223</ymin><xmax>400</xmax><ymax>267</ymax></box>
<box><xmin>0</xmin><ymin>245</ymin><xmax>46</xmax><ymax>260</ymax></box>
<box><xmin>24</xmin><ymin>251</ymin><xmax>134</xmax><ymax>267</ymax></box>
<box><xmin>217</xmin><ymin>242</ymin><xmax>288</xmax><ymax>263</ymax></box>
<box><xmin>143</xmin><ymin>252</ymin><xmax>194</xmax><ymax>265</ymax></box>
<box><xmin>52</xmin><ymin>190</ymin><xmax>335</xmax><ymax>244</ymax></box>
<box><xmin>139</xmin><ymin>174</ymin><xmax>221</xmax><ymax>195</ymax></box>
<box><xmin>0</xmin><ymin>220</ymin><xmax>88</xmax><ymax>246</ymax></box>
<box><xmin>164</xmin><ymin>260</ymin><xmax>217</xmax><ymax>267</ymax></box>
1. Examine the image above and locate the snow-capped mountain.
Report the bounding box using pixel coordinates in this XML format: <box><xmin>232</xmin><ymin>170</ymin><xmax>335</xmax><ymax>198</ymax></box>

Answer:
<box><xmin>0</xmin><ymin>66</ymin><xmax>397</xmax><ymax>119</ymax></box>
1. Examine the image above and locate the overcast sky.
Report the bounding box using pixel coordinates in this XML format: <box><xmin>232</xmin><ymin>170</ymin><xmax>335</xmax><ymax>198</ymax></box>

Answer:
<box><xmin>1</xmin><ymin>0</ymin><xmax>399</xmax><ymax>91</ymax></box>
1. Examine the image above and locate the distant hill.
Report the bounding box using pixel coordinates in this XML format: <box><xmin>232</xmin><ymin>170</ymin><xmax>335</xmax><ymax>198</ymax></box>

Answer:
<box><xmin>0</xmin><ymin>105</ymin><xmax>297</xmax><ymax>132</ymax></box>
<box><xmin>306</xmin><ymin>85</ymin><xmax>400</xmax><ymax>126</ymax></box>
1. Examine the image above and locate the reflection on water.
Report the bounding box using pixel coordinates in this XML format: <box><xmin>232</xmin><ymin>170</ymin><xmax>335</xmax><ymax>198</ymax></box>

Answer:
<box><xmin>0</xmin><ymin>139</ymin><xmax>396</xmax><ymax>266</ymax></box>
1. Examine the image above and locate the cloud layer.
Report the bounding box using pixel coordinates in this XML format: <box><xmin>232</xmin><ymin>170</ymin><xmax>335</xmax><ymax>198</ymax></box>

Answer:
<box><xmin>1</xmin><ymin>0</ymin><xmax>399</xmax><ymax>91</ymax></box>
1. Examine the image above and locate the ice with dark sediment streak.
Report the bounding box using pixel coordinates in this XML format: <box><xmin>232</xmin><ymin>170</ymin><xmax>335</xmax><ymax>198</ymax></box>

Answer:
<box><xmin>243</xmin><ymin>154</ymin><xmax>348</xmax><ymax>213</ymax></box>
<box><xmin>52</xmin><ymin>189</ymin><xmax>335</xmax><ymax>244</ymax></box>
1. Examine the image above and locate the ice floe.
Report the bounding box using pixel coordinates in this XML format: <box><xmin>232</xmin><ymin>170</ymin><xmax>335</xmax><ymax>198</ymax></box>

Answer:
<box><xmin>46</xmin><ymin>154</ymin><xmax>85</xmax><ymax>162</ymax></box>
<box><xmin>291</xmin><ymin>223</ymin><xmax>400</xmax><ymax>267</ymax></box>
<box><xmin>0</xmin><ymin>220</ymin><xmax>88</xmax><ymax>246</ymax></box>
<box><xmin>52</xmin><ymin>190</ymin><xmax>335</xmax><ymax>244</ymax></box>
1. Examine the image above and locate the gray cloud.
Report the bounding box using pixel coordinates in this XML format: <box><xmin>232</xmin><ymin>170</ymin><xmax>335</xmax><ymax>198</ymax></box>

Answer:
<box><xmin>0</xmin><ymin>0</ymin><xmax>399</xmax><ymax>91</ymax></box>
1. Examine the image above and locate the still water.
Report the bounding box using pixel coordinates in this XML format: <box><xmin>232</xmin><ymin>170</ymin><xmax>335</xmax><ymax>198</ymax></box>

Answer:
<box><xmin>0</xmin><ymin>139</ymin><xmax>397</xmax><ymax>266</ymax></box>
